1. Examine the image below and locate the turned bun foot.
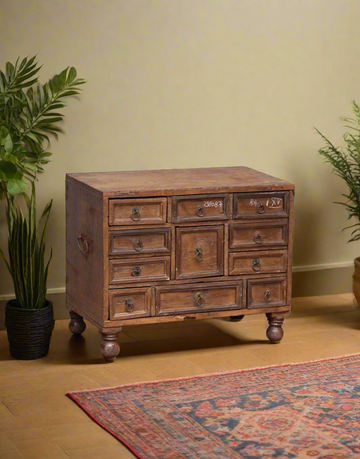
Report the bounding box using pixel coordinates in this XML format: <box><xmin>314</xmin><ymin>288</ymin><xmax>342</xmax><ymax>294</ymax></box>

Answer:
<box><xmin>266</xmin><ymin>313</ymin><xmax>284</xmax><ymax>344</ymax></box>
<box><xmin>229</xmin><ymin>315</ymin><xmax>245</xmax><ymax>322</ymax></box>
<box><xmin>100</xmin><ymin>332</ymin><xmax>121</xmax><ymax>362</ymax></box>
<box><xmin>69</xmin><ymin>311</ymin><xmax>86</xmax><ymax>336</ymax></box>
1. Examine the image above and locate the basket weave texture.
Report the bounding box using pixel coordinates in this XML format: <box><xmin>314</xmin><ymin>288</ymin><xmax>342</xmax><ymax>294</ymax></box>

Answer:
<box><xmin>5</xmin><ymin>300</ymin><xmax>54</xmax><ymax>360</ymax></box>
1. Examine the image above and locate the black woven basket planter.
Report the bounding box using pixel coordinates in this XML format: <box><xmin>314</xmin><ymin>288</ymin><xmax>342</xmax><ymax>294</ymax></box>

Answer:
<box><xmin>5</xmin><ymin>300</ymin><xmax>54</xmax><ymax>360</ymax></box>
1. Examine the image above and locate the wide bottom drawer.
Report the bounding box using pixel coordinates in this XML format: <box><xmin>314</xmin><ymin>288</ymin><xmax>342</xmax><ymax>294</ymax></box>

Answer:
<box><xmin>109</xmin><ymin>287</ymin><xmax>151</xmax><ymax>320</ymax></box>
<box><xmin>155</xmin><ymin>282</ymin><xmax>243</xmax><ymax>316</ymax></box>
<box><xmin>247</xmin><ymin>278</ymin><xmax>287</xmax><ymax>309</ymax></box>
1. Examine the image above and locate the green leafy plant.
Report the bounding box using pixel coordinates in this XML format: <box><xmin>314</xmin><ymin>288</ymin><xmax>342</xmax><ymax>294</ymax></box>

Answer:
<box><xmin>2</xmin><ymin>184</ymin><xmax>52</xmax><ymax>308</ymax></box>
<box><xmin>0</xmin><ymin>56</ymin><xmax>85</xmax><ymax>308</ymax></box>
<box><xmin>316</xmin><ymin>100</ymin><xmax>360</xmax><ymax>242</ymax></box>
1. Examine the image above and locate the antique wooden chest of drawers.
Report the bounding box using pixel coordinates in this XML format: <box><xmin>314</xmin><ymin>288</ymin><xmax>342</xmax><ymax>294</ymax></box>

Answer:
<box><xmin>66</xmin><ymin>167</ymin><xmax>295</xmax><ymax>361</ymax></box>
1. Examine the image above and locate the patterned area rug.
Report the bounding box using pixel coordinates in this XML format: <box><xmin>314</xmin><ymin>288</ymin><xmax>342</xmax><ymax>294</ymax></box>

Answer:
<box><xmin>67</xmin><ymin>354</ymin><xmax>360</xmax><ymax>459</ymax></box>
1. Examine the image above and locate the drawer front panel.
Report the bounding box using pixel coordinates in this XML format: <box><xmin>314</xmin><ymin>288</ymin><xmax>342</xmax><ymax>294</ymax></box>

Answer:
<box><xmin>109</xmin><ymin>288</ymin><xmax>151</xmax><ymax>320</ymax></box>
<box><xmin>234</xmin><ymin>192</ymin><xmax>289</xmax><ymax>219</ymax></box>
<box><xmin>229</xmin><ymin>250</ymin><xmax>287</xmax><ymax>276</ymax></box>
<box><xmin>109</xmin><ymin>228</ymin><xmax>171</xmax><ymax>256</ymax></box>
<box><xmin>109</xmin><ymin>198</ymin><xmax>167</xmax><ymax>226</ymax></box>
<box><xmin>247</xmin><ymin>278</ymin><xmax>287</xmax><ymax>309</ymax></box>
<box><xmin>176</xmin><ymin>226</ymin><xmax>224</xmax><ymax>279</ymax></box>
<box><xmin>229</xmin><ymin>219</ymin><xmax>288</xmax><ymax>249</ymax></box>
<box><xmin>172</xmin><ymin>194</ymin><xmax>229</xmax><ymax>223</ymax></box>
<box><xmin>155</xmin><ymin>282</ymin><xmax>243</xmax><ymax>316</ymax></box>
<box><xmin>109</xmin><ymin>257</ymin><xmax>170</xmax><ymax>284</ymax></box>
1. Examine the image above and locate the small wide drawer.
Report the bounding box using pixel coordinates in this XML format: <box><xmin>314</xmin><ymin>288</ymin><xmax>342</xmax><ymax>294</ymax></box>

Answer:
<box><xmin>229</xmin><ymin>219</ymin><xmax>288</xmax><ymax>249</ymax></box>
<box><xmin>172</xmin><ymin>194</ymin><xmax>229</xmax><ymax>223</ymax></box>
<box><xmin>109</xmin><ymin>257</ymin><xmax>170</xmax><ymax>284</ymax></box>
<box><xmin>109</xmin><ymin>197</ymin><xmax>167</xmax><ymax>226</ymax></box>
<box><xmin>234</xmin><ymin>192</ymin><xmax>289</xmax><ymax>219</ymax></box>
<box><xmin>155</xmin><ymin>282</ymin><xmax>243</xmax><ymax>316</ymax></box>
<box><xmin>109</xmin><ymin>228</ymin><xmax>171</xmax><ymax>256</ymax></box>
<box><xmin>175</xmin><ymin>225</ymin><xmax>224</xmax><ymax>280</ymax></box>
<box><xmin>247</xmin><ymin>278</ymin><xmax>287</xmax><ymax>309</ymax></box>
<box><xmin>229</xmin><ymin>250</ymin><xmax>287</xmax><ymax>276</ymax></box>
<box><xmin>109</xmin><ymin>287</ymin><xmax>151</xmax><ymax>320</ymax></box>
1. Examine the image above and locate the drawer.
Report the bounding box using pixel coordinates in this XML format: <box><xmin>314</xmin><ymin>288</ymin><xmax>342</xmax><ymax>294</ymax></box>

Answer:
<box><xmin>109</xmin><ymin>228</ymin><xmax>171</xmax><ymax>256</ymax></box>
<box><xmin>229</xmin><ymin>219</ymin><xmax>288</xmax><ymax>249</ymax></box>
<box><xmin>109</xmin><ymin>287</ymin><xmax>151</xmax><ymax>320</ymax></box>
<box><xmin>175</xmin><ymin>226</ymin><xmax>224</xmax><ymax>280</ymax></box>
<box><xmin>155</xmin><ymin>282</ymin><xmax>243</xmax><ymax>316</ymax></box>
<box><xmin>109</xmin><ymin>197</ymin><xmax>167</xmax><ymax>226</ymax></box>
<box><xmin>229</xmin><ymin>250</ymin><xmax>287</xmax><ymax>276</ymax></box>
<box><xmin>247</xmin><ymin>278</ymin><xmax>287</xmax><ymax>309</ymax></box>
<box><xmin>234</xmin><ymin>192</ymin><xmax>289</xmax><ymax>219</ymax></box>
<box><xmin>109</xmin><ymin>257</ymin><xmax>170</xmax><ymax>284</ymax></box>
<box><xmin>172</xmin><ymin>194</ymin><xmax>229</xmax><ymax>223</ymax></box>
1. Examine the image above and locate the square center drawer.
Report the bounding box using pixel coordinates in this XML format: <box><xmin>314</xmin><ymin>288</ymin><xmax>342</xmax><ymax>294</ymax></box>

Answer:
<box><xmin>109</xmin><ymin>228</ymin><xmax>171</xmax><ymax>255</ymax></box>
<box><xmin>175</xmin><ymin>225</ymin><xmax>224</xmax><ymax>279</ymax></box>
<box><xmin>172</xmin><ymin>194</ymin><xmax>229</xmax><ymax>223</ymax></box>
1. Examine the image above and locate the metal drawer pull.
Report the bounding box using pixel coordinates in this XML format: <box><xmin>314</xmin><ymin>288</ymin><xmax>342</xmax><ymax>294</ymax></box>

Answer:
<box><xmin>264</xmin><ymin>290</ymin><xmax>272</xmax><ymax>302</ymax></box>
<box><xmin>257</xmin><ymin>203</ymin><xmax>265</xmax><ymax>214</ymax></box>
<box><xmin>125</xmin><ymin>298</ymin><xmax>135</xmax><ymax>312</ymax></box>
<box><xmin>196</xmin><ymin>205</ymin><xmax>205</xmax><ymax>217</ymax></box>
<box><xmin>194</xmin><ymin>292</ymin><xmax>205</xmax><ymax>307</ymax></box>
<box><xmin>131</xmin><ymin>207</ymin><xmax>141</xmax><ymax>221</ymax></box>
<box><xmin>253</xmin><ymin>233</ymin><xmax>263</xmax><ymax>244</ymax></box>
<box><xmin>252</xmin><ymin>258</ymin><xmax>261</xmax><ymax>272</ymax></box>
<box><xmin>77</xmin><ymin>235</ymin><xmax>90</xmax><ymax>254</ymax></box>
<box><xmin>133</xmin><ymin>239</ymin><xmax>143</xmax><ymax>252</ymax></box>
<box><xmin>194</xmin><ymin>247</ymin><xmax>203</xmax><ymax>262</ymax></box>
<box><xmin>132</xmin><ymin>266</ymin><xmax>142</xmax><ymax>276</ymax></box>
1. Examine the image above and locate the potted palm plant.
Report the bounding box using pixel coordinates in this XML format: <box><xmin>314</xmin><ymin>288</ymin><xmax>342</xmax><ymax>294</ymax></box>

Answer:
<box><xmin>316</xmin><ymin>100</ymin><xmax>360</xmax><ymax>304</ymax></box>
<box><xmin>0</xmin><ymin>56</ymin><xmax>85</xmax><ymax>359</ymax></box>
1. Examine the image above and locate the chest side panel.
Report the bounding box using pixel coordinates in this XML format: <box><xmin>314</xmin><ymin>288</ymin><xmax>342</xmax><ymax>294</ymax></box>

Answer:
<box><xmin>66</xmin><ymin>179</ymin><xmax>107</xmax><ymax>325</ymax></box>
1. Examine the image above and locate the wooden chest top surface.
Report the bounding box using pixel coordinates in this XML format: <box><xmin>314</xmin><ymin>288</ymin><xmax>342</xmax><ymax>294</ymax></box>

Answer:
<box><xmin>66</xmin><ymin>166</ymin><xmax>294</xmax><ymax>197</ymax></box>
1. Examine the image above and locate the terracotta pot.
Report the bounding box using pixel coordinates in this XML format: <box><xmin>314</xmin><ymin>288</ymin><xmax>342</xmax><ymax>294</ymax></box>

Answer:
<box><xmin>353</xmin><ymin>257</ymin><xmax>360</xmax><ymax>306</ymax></box>
<box><xmin>5</xmin><ymin>300</ymin><xmax>54</xmax><ymax>360</ymax></box>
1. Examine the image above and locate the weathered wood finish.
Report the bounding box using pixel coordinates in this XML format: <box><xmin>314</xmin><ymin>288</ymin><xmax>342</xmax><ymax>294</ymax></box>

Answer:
<box><xmin>229</xmin><ymin>219</ymin><xmax>288</xmax><ymax>250</ymax></box>
<box><xmin>234</xmin><ymin>191</ymin><xmax>289</xmax><ymax>219</ymax></box>
<box><xmin>155</xmin><ymin>282</ymin><xmax>243</xmax><ymax>316</ymax></box>
<box><xmin>175</xmin><ymin>225</ymin><xmax>224</xmax><ymax>280</ymax></box>
<box><xmin>172</xmin><ymin>194</ymin><xmax>229</xmax><ymax>223</ymax></box>
<box><xmin>109</xmin><ymin>197</ymin><xmax>167</xmax><ymax>226</ymax></box>
<box><xmin>229</xmin><ymin>250</ymin><xmax>287</xmax><ymax>276</ymax></box>
<box><xmin>247</xmin><ymin>278</ymin><xmax>287</xmax><ymax>309</ymax></box>
<box><xmin>109</xmin><ymin>257</ymin><xmax>170</xmax><ymax>284</ymax></box>
<box><xmin>109</xmin><ymin>287</ymin><xmax>151</xmax><ymax>320</ymax></box>
<box><xmin>66</xmin><ymin>166</ymin><xmax>294</xmax><ymax>361</ymax></box>
<box><xmin>109</xmin><ymin>228</ymin><xmax>171</xmax><ymax>256</ymax></box>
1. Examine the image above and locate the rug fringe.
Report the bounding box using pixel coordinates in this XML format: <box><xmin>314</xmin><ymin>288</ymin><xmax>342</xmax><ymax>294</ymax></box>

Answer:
<box><xmin>66</xmin><ymin>351</ymin><xmax>360</xmax><ymax>396</ymax></box>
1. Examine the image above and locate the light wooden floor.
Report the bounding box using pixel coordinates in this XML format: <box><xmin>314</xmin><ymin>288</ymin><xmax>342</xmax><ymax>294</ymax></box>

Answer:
<box><xmin>1</xmin><ymin>293</ymin><xmax>360</xmax><ymax>459</ymax></box>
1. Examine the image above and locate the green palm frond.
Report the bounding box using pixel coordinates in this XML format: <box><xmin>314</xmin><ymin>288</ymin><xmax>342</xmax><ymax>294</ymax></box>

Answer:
<box><xmin>316</xmin><ymin>100</ymin><xmax>360</xmax><ymax>243</ymax></box>
<box><xmin>0</xmin><ymin>56</ymin><xmax>85</xmax><ymax>308</ymax></box>
<box><xmin>0</xmin><ymin>56</ymin><xmax>85</xmax><ymax>196</ymax></box>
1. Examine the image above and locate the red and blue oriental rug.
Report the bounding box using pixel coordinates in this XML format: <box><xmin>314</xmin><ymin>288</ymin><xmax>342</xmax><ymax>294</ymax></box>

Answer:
<box><xmin>67</xmin><ymin>354</ymin><xmax>360</xmax><ymax>459</ymax></box>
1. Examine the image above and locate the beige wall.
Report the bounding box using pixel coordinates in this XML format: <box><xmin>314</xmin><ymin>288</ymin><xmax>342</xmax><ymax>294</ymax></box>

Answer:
<box><xmin>1</xmin><ymin>0</ymin><xmax>360</xmax><ymax>301</ymax></box>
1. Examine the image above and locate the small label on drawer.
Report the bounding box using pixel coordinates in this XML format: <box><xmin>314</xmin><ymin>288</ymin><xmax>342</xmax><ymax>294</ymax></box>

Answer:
<box><xmin>203</xmin><ymin>200</ymin><xmax>223</xmax><ymax>208</ymax></box>
<box><xmin>249</xmin><ymin>198</ymin><xmax>283</xmax><ymax>209</ymax></box>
